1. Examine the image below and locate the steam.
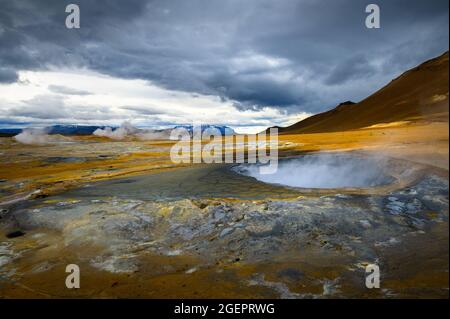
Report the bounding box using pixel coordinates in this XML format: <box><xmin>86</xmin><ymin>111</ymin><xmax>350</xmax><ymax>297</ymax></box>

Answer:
<box><xmin>92</xmin><ymin>122</ymin><xmax>236</xmax><ymax>141</ymax></box>
<box><xmin>14</xmin><ymin>128</ymin><xmax>70</xmax><ymax>145</ymax></box>
<box><xmin>93</xmin><ymin>121</ymin><xmax>140</xmax><ymax>140</ymax></box>
<box><xmin>93</xmin><ymin>122</ymin><xmax>171</xmax><ymax>140</ymax></box>
<box><xmin>235</xmin><ymin>153</ymin><xmax>393</xmax><ymax>188</ymax></box>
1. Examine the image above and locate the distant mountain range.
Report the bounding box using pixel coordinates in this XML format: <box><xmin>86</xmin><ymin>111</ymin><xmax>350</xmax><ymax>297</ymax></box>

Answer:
<box><xmin>0</xmin><ymin>124</ymin><xmax>235</xmax><ymax>137</ymax></box>
<box><xmin>0</xmin><ymin>125</ymin><xmax>106</xmax><ymax>137</ymax></box>
<box><xmin>174</xmin><ymin>125</ymin><xmax>235</xmax><ymax>136</ymax></box>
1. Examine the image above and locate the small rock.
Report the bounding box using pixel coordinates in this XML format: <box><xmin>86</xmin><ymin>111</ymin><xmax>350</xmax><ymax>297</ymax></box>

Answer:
<box><xmin>220</xmin><ymin>227</ymin><xmax>234</xmax><ymax>238</ymax></box>
<box><xmin>213</xmin><ymin>211</ymin><xmax>226</xmax><ymax>222</ymax></box>
<box><xmin>6</xmin><ymin>230</ymin><xmax>25</xmax><ymax>238</ymax></box>
<box><xmin>166</xmin><ymin>249</ymin><xmax>182</xmax><ymax>256</ymax></box>
<box><xmin>0</xmin><ymin>208</ymin><xmax>8</xmax><ymax>218</ymax></box>
<box><xmin>359</xmin><ymin>220</ymin><xmax>371</xmax><ymax>228</ymax></box>
<box><xmin>185</xmin><ymin>267</ymin><xmax>198</xmax><ymax>274</ymax></box>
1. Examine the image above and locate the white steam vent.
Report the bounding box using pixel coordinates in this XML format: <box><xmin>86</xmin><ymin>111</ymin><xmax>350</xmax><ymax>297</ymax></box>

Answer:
<box><xmin>234</xmin><ymin>153</ymin><xmax>394</xmax><ymax>189</ymax></box>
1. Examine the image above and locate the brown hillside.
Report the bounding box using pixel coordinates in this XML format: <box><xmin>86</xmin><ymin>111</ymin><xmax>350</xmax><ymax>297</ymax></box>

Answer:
<box><xmin>278</xmin><ymin>51</ymin><xmax>449</xmax><ymax>134</ymax></box>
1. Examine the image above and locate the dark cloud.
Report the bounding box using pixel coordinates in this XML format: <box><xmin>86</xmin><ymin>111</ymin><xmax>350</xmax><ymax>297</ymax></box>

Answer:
<box><xmin>7</xmin><ymin>95</ymin><xmax>120</xmax><ymax>121</ymax></box>
<box><xmin>0</xmin><ymin>0</ymin><xmax>448</xmax><ymax>114</ymax></box>
<box><xmin>8</xmin><ymin>95</ymin><xmax>70</xmax><ymax>119</ymax></box>
<box><xmin>0</xmin><ymin>119</ymin><xmax>31</xmax><ymax>127</ymax></box>
<box><xmin>0</xmin><ymin>67</ymin><xmax>18</xmax><ymax>83</ymax></box>
<box><xmin>325</xmin><ymin>55</ymin><xmax>375</xmax><ymax>85</ymax></box>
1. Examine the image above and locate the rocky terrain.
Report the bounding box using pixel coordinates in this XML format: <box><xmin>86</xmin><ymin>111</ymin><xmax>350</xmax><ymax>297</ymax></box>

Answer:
<box><xmin>0</xmin><ymin>154</ymin><xmax>448</xmax><ymax>298</ymax></box>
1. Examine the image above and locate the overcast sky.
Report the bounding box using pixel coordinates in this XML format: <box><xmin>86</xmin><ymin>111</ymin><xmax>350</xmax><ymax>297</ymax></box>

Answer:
<box><xmin>0</xmin><ymin>0</ymin><xmax>448</xmax><ymax>132</ymax></box>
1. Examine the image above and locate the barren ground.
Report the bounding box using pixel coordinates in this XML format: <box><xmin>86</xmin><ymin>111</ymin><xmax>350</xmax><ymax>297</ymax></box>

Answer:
<box><xmin>0</xmin><ymin>121</ymin><xmax>448</xmax><ymax>298</ymax></box>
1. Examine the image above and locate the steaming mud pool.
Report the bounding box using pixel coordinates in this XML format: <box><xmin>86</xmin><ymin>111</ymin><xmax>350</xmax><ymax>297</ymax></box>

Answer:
<box><xmin>234</xmin><ymin>153</ymin><xmax>395</xmax><ymax>189</ymax></box>
<box><xmin>0</xmin><ymin>152</ymin><xmax>448</xmax><ymax>298</ymax></box>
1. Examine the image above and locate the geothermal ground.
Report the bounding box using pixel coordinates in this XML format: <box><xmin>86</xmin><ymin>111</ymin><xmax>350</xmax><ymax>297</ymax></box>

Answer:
<box><xmin>0</xmin><ymin>122</ymin><xmax>448</xmax><ymax>298</ymax></box>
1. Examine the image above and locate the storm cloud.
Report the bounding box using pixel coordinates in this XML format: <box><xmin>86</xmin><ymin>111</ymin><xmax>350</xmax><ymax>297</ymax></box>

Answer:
<box><xmin>0</xmin><ymin>67</ymin><xmax>18</xmax><ymax>83</ymax></box>
<box><xmin>0</xmin><ymin>0</ymin><xmax>448</xmax><ymax>120</ymax></box>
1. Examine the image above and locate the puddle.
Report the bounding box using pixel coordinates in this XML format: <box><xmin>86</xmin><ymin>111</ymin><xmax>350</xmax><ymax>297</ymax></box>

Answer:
<box><xmin>62</xmin><ymin>164</ymin><xmax>302</xmax><ymax>200</ymax></box>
